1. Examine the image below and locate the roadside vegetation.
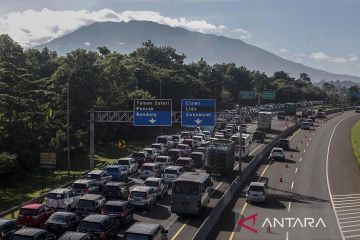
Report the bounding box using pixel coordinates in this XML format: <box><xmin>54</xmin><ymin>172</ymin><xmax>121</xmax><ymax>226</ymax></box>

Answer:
<box><xmin>351</xmin><ymin>120</ymin><xmax>360</xmax><ymax>166</ymax></box>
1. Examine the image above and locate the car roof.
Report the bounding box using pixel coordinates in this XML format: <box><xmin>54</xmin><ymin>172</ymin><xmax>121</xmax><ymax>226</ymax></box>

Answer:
<box><xmin>191</xmin><ymin>152</ymin><xmax>204</xmax><ymax>155</ymax></box>
<box><xmin>88</xmin><ymin>170</ymin><xmax>105</xmax><ymax>174</ymax></box>
<box><xmin>144</xmin><ymin>177</ymin><xmax>162</xmax><ymax>182</ymax></box>
<box><xmin>0</xmin><ymin>218</ymin><xmax>13</xmax><ymax>226</ymax></box>
<box><xmin>51</xmin><ymin>212</ymin><xmax>76</xmax><ymax>217</ymax></box>
<box><xmin>156</xmin><ymin>155</ymin><xmax>170</xmax><ymax>158</ymax></box>
<box><xmin>177</xmin><ymin>157</ymin><xmax>192</xmax><ymax>160</ymax></box>
<box><xmin>118</xmin><ymin>157</ymin><xmax>133</xmax><ymax>160</ymax></box>
<box><xmin>131</xmin><ymin>186</ymin><xmax>153</xmax><ymax>192</ymax></box>
<box><xmin>272</xmin><ymin>147</ymin><xmax>283</xmax><ymax>151</ymax></box>
<box><xmin>165</xmin><ymin>166</ymin><xmax>183</xmax><ymax>170</ymax></box>
<box><xmin>22</xmin><ymin>203</ymin><xmax>42</xmax><ymax>209</ymax></box>
<box><xmin>14</xmin><ymin>228</ymin><xmax>47</xmax><ymax>236</ymax></box>
<box><xmin>49</xmin><ymin>188</ymin><xmax>71</xmax><ymax>194</ymax></box>
<box><xmin>105</xmin><ymin>200</ymin><xmax>127</xmax><ymax>206</ymax></box>
<box><xmin>106</xmin><ymin>164</ymin><xmax>123</xmax><ymax>168</ymax></box>
<box><xmin>59</xmin><ymin>231</ymin><xmax>90</xmax><ymax>240</ymax></box>
<box><xmin>74</xmin><ymin>179</ymin><xmax>93</xmax><ymax>184</ymax></box>
<box><xmin>126</xmin><ymin>223</ymin><xmax>162</xmax><ymax>235</ymax></box>
<box><xmin>105</xmin><ymin>181</ymin><xmax>125</xmax><ymax>186</ymax></box>
<box><xmin>80</xmin><ymin>194</ymin><xmax>103</xmax><ymax>200</ymax></box>
<box><xmin>249</xmin><ymin>182</ymin><xmax>266</xmax><ymax>187</ymax></box>
<box><xmin>83</xmin><ymin>214</ymin><xmax>111</xmax><ymax>223</ymax></box>
<box><xmin>142</xmin><ymin>163</ymin><xmax>159</xmax><ymax>166</ymax></box>
<box><xmin>175</xmin><ymin>172</ymin><xmax>209</xmax><ymax>183</ymax></box>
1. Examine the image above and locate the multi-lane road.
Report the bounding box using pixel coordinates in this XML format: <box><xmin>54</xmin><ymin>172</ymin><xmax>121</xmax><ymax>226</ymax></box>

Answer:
<box><xmin>209</xmin><ymin>110</ymin><xmax>360</xmax><ymax>240</ymax></box>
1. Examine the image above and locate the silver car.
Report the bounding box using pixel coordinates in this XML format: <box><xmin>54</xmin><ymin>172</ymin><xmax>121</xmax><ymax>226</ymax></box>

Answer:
<box><xmin>143</xmin><ymin>177</ymin><xmax>168</xmax><ymax>199</ymax></box>
<box><xmin>128</xmin><ymin>186</ymin><xmax>157</xmax><ymax>210</ymax></box>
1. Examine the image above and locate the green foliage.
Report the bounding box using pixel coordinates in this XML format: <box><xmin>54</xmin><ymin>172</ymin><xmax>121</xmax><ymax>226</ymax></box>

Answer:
<box><xmin>0</xmin><ymin>35</ymin><xmax>328</xmax><ymax>173</ymax></box>
<box><xmin>0</xmin><ymin>152</ymin><xmax>17</xmax><ymax>177</ymax></box>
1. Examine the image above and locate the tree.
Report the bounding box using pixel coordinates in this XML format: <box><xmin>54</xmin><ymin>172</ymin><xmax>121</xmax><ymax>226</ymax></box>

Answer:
<box><xmin>299</xmin><ymin>73</ymin><xmax>311</xmax><ymax>84</ymax></box>
<box><xmin>97</xmin><ymin>46</ymin><xmax>111</xmax><ymax>56</ymax></box>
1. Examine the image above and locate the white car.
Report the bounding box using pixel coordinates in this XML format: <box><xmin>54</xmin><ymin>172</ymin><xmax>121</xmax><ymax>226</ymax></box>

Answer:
<box><xmin>117</xmin><ymin>157</ymin><xmax>138</xmax><ymax>174</ymax></box>
<box><xmin>192</xmin><ymin>136</ymin><xmax>204</xmax><ymax>148</ymax></box>
<box><xmin>143</xmin><ymin>177</ymin><xmax>168</xmax><ymax>199</ymax></box>
<box><xmin>270</xmin><ymin>147</ymin><xmax>285</xmax><ymax>160</ymax></box>
<box><xmin>151</xmin><ymin>143</ymin><xmax>167</xmax><ymax>155</ymax></box>
<box><xmin>154</xmin><ymin>155</ymin><xmax>172</xmax><ymax>170</ymax></box>
<box><xmin>85</xmin><ymin>170</ymin><xmax>112</xmax><ymax>188</ymax></box>
<box><xmin>45</xmin><ymin>188</ymin><xmax>80</xmax><ymax>211</ymax></box>
<box><xmin>162</xmin><ymin>166</ymin><xmax>184</xmax><ymax>184</ymax></box>
<box><xmin>143</xmin><ymin>147</ymin><xmax>160</xmax><ymax>160</ymax></box>
<box><xmin>246</xmin><ymin>182</ymin><xmax>268</xmax><ymax>203</ymax></box>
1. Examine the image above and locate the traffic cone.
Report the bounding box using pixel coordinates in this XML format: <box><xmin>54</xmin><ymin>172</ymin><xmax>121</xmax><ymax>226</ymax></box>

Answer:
<box><xmin>291</xmin><ymin>154</ymin><xmax>293</xmax><ymax>158</ymax></box>
<box><xmin>267</xmin><ymin>225</ymin><xmax>271</xmax><ymax>233</ymax></box>
<box><xmin>301</xmin><ymin>140</ymin><xmax>303</xmax><ymax>143</ymax></box>
<box><xmin>305</xmin><ymin>135</ymin><xmax>307</xmax><ymax>138</ymax></box>
<box><xmin>280</xmin><ymin>177</ymin><xmax>283</xmax><ymax>182</ymax></box>
<box><xmin>285</xmin><ymin>163</ymin><xmax>288</xmax><ymax>168</ymax></box>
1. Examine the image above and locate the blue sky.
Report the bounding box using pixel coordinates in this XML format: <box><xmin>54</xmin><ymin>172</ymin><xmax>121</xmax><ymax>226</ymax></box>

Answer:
<box><xmin>0</xmin><ymin>0</ymin><xmax>359</xmax><ymax>77</ymax></box>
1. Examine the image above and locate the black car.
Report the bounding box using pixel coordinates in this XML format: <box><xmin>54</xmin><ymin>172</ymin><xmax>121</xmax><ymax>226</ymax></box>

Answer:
<box><xmin>102</xmin><ymin>180</ymin><xmax>135</xmax><ymax>200</ymax></box>
<box><xmin>121</xmin><ymin>223</ymin><xmax>168</xmax><ymax>240</ymax></box>
<box><xmin>58</xmin><ymin>231</ymin><xmax>95</xmax><ymax>240</ymax></box>
<box><xmin>44</xmin><ymin>212</ymin><xmax>79</xmax><ymax>237</ymax></box>
<box><xmin>76</xmin><ymin>194</ymin><xmax>106</xmax><ymax>218</ymax></box>
<box><xmin>102</xmin><ymin>201</ymin><xmax>134</xmax><ymax>226</ymax></box>
<box><xmin>278</xmin><ymin>139</ymin><xmax>290</xmax><ymax>150</ymax></box>
<box><xmin>252</xmin><ymin>131</ymin><xmax>265</xmax><ymax>143</ymax></box>
<box><xmin>277</xmin><ymin>111</ymin><xmax>285</xmax><ymax>120</ymax></box>
<box><xmin>9</xmin><ymin>228</ymin><xmax>55</xmax><ymax>240</ymax></box>
<box><xmin>77</xmin><ymin>214</ymin><xmax>118</xmax><ymax>240</ymax></box>
<box><xmin>0</xmin><ymin>219</ymin><xmax>21</xmax><ymax>240</ymax></box>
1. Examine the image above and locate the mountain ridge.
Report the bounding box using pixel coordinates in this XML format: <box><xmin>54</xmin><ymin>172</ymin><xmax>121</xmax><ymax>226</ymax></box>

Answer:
<box><xmin>35</xmin><ymin>20</ymin><xmax>360</xmax><ymax>82</ymax></box>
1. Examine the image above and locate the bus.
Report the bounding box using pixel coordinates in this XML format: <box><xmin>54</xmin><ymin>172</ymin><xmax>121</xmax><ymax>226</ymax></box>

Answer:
<box><xmin>171</xmin><ymin>172</ymin><xmax>213</xmax><ymax>215</ymax></box>
<box><xmin>230</xmin><ymin>133</ymin><xmax>251</xmax><ymax>160</ymax></box>
<box><xmin>356</xmin><ymin>106</ymin><xmax>360</xmax><ymax>113</ymax></box>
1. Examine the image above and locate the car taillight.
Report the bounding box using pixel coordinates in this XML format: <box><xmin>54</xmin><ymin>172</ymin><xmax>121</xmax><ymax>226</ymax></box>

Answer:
<box><xmin>84</xmin><ymin>188</ymin><xmax>89</xmax><ymax>193</ymax></box>
<box><xmin>100</xmin><ymin>231</ymin><xmax>105</xmax><ymax>240</ymax></box>
<box><xmin>120</xmin><ymin>212</ymin><xmax>125</xmax><ymax>217</ymax></box>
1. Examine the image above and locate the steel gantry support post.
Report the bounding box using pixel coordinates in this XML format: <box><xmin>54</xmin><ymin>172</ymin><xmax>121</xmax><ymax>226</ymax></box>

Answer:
<box><xmin>89</xmin><ymin>110</ymin><xmax>95</xmax><ymax>169</ymax></box>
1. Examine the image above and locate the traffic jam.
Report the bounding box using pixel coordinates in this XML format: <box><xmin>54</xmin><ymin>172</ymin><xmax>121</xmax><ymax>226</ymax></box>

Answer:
<box><xmin>0</xmin><ymin>100</ymin><xmax>324</xmax><ymax>240</ymax></box>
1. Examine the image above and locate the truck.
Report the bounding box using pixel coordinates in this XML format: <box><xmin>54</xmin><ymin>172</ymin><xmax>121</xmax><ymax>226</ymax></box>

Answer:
<box><xmin>205</xmin><ymin>139</ymin><xmax>235</xmax><ymax>175</ymax></box>
<box><xmin>257</xmin><ymin>112</ymin><xmax>272</xmax><ymax>132</ymax></box>
<box><xmin>284</xmin><ymin>103</ymin><xmax>297</xmax><ymax>116</ymax></box>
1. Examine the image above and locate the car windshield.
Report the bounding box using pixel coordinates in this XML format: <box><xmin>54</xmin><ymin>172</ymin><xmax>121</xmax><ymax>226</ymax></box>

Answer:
<box><xmin>78</xmin><ymin>200</ymin><xmax>95</xmax><ymax>208</ymax></box>
<box><xmin>103</xmin><ymin>185</ymin><xmax>120</xmax><ymax>192</ymax></box>
<box><xmin>86</xmin><ymin>174</ymin><xmax>101</xmax><ymax>180</ymax></box>
<box><xmin>130</xmin><ymin>191</ymin><xmax>146</xmax><ymax>198</ymax></box>
<box><xmin>144</xmin><ymin>181</ymin><xmax>159</xmax><ymax>187</ymax></box>
<box><xmin>78</xmin><ymin>221</ymin><xmax>102</xmax><ymax>232</ymax></box>
<box><xmin>104</xmin><ymin>205</ymin><xmax>124</xmax><ymax>212</ymax></box>
<box><xmin>157</xmin><ymin>137</ymin><xmax>167</xmax><ymax>144</ymax></box>
<box><xmin>118</xmin><ymin>160</ymin><xmax>130</xmax><ymax>165</ymax></box>
<box><xmin>72</xmin><ymin>183</ymin><xmax>86</xmax><ymax>189</ymax></box>
<box><xmin>164</xmin><ymin>169</ymin><xmax>178</xmax><ymax>174</ymax></box>
<box><xmin>142</xmin><ymin>166</ymin><xmax>154</xmax><ymax>171</ymax></box>
<box><xmin>125</xmin><ymin>233</ymin><xmax>151</xmax><ymax>240</ymax></box>
<box><xmin>177</xmin><ymin>145</ymin><xmax>187</xmax><ymax>150</ymax></box>
<box><xmin>173</xmin><ymin>181</ymin><xmax>200</xmax><ymax>195</ymax></box>
<box><xmin>249</xmin><ymin>186</ymin><xmax>265</xmax><ymax>193</ymax></box>
<box><xmin>48</xmin><ymin>214</ymin><xmax>68</xmax><ymax>222</ymax></box>
<box><xmin>144</xmin><ymin>150</ymin><xmax>152</xmax><ymax>155</ymax></box>
<box><xmin>156</xmin><ymin>157</ymin><xmax>167</xmax><ymax>162</ymax></box>
<box><xmin>132</xmin><ymin>153</ymin><xmax>144</xmax><ymax>158</ymax></box>
<box><xmin>176</xmin><ymin>160</ymin><xmax>189</xmax><ymax>165</ymax></box>
<box><xmin>19</xmin><ymin>208</ymin><xmax>37</xmax><ymax>216</ymax></box>
<box><xmin>10</xmin><ymin>236</ymin><xmax>32</xmax><ymax>240</ymax></box>
<box><xmin>273</xmin><ymin>149</ymin><xmax>283</xmax><ymax>153</ymax></box>
<box><xmin>106</xmin><ymin>167</ymin><xmax>119</xmax><ymax>173</ymax></box>
<box><xmin>47</xmin><ymin>193</ymin><xmax>65</xmax><ymax>199</ymax></box>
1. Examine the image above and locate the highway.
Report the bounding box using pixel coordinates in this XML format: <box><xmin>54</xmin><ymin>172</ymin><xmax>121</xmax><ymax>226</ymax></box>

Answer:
<box><xmin>209</xmin><ymin>110</ymin><xmax>360</xmax><ymax>240</ymax></box>
<box><xmin>125</xmin><ymin>117</ymin><xmax>293</xmax><ymax>239</ymax></box>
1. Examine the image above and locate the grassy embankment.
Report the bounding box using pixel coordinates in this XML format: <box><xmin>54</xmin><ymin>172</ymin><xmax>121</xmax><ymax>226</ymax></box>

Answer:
<box><xmin>351</xmin><ymin>120</ymin><xmax>360</xmax><ymax>166</ymax></box>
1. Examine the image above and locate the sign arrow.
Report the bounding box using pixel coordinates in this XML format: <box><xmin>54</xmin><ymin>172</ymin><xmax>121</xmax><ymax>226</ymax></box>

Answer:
<box><xmin>238</xmin><ymin>213</ymin><xmax>258</xmax><ymax>234</ymax></box>
<box><xmin>194</xmin><ymin>118</ymin><xmax>202</xmax><ymax>125</ymax></box>
<box><xmin>149</xmin><ymin>118</ymin><xmax>157</xmax><ymax>124</ymax></box>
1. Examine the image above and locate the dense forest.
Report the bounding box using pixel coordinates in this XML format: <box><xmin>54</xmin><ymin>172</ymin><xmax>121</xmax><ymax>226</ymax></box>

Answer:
<box><xmin>0</xmin><ymin>34</ymin><xmax>331</xmax><ymax>175</ymax></box>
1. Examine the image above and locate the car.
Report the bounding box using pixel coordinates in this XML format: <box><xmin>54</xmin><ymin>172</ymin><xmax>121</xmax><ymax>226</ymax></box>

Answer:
<box><xmin>0</xmin><ymin>219</ymin><xmax>21</xmax><ymax>240</ymax></box>
<box><xmin>214</xmin><ymin>133</ymin><xmax>224</xmax><ymax>139</ymax></box>
<box><xmin>306</xmin><ymin>119</ymin><xmax>314</xmax><ymax>126</ymax></box>
<box><xmin>72</xmin><ymin>179</ymin><xmax>99</xmax><ymax>195</ymax></box>
<box><xmin>241</xmin><ymin>124</ymin><xmax>247</xmax><ymax>133</ymax></box>
<box><xmin>252</xmin><ymin>131</ymin><xmax>265</xmax><ymax>143</ymax></box>
<box><xmin>143</xmin><ymin>148</ymin><xmax>160</xmax><ymax>161</ymax></box>
<box><xmin>270</xmin><ymin>147</ymin><xmax>285</xmax><ymax>160</ymax></box>
<box><xmin>128</xmin><ymin>186</ymin><xmax>157</xmax><ymax>210</ymax></box>
<box><xmin>77</xmin><ymin>215</ymin><xmax>118</xmax><ymax>240</ymax></box>
<box><xmin>202</xmin><ymin>131</ymin><xmax>211</xmax><ymax>140</ymax></box>
<box><xmin>9</xmin><ymin>228</ymin><xmax>56</xmax><ymax>240</ymax></box>
<box><xmin>154</xmin><ymin>155</ymin><xmax>172</xmax><ymax>171</ymax></box>
<box><xmin>105</xmin><ymin>165</ymin><xmax>128</xmax><ymax>181</ymax></box>
<box><xmin>192</xmin><ymin>136</ymin><xmax>204</xmax><ymax>148</ymax></box>
<box><xmin>356</xmin><ymin>106</ymin><xmax>360</xmax><ymax>113</ymax></box>
<box><xmin>120</xmin><ymin>223</ymin><xmax>168</xmax><ymax>240</ymax></box>
<box><xmin>317</xmin><ymin>111</ymin><xmax>326</xmax><ymax>119</ymax></box>
<box><xmin>246</xmin><ymin>182</ymin><xmax>268</xmax><ymax>203</ymax></box>
<box><xmin>101</xmin><ymin>200</ymin><xmax>134</xmax><ymax>227</ymax></box>
<box><xmin>277</xmin><ymin>111</ymin><xmax>285</xmax><ymax>120</ymax></box>
<box><xmin>45</xmin><ymin>188</ymin><xmax>80</xmax><ymax>211</ymax></box>
<box><xmin>301</xmin><ymin>121</ymin><xmax>310</xmax><ymax>130</ymax></box>
<box><xmin>44</xmin><ymin>212</ymin><xmax>79</xmax><ymax>237</ymax></box>
<box><xmin>181</xmin><ymin>139</ymin><xmax>195</xmax><ymax>150</ymax></box>
<box><xmin>175</xmin><ymin>157</ymin><xmax>195</xmax><ymax>171</ymax></box>
<box><xmin>101</xmin><ymin>180</ymin><xmax>135</xmax><ymax>200</ymax></box>
<box><xmin>117</xmin><ymin>157</ymin><xmax>138</xmax><ymax>174</ymax></box>
<box><xmin>180</xmin><ymin>131</ymin><xmax>192</xmax><ymax>140</ymax></box>
<box><xmin>156</xmin><ymin>135</ymin><xmax>174</xmax><ymax>150</ymax></box>
<box><xmin>167</xmin><ymin>149</ymin><xmax>182</xmax><ymax>162</ymax></box>
<box><xmin>190</xmin><ymin>152</ymin><xmax>205</xmax><ymax>168</ymax></box>
<box><xmin>139</xmin><ymin>163</ymin><xmax>162</xmax><ymax>179</ymax></box>
<box><xmin>17</xmin><ymin>204</ymin><xmax>54</xmax><ymax>228</ymax></box>
<box><xmin>143</xmin><ymin>177</ymin><xmax>168</xmax><ymax>199</ymax></box>
<box><xmin>151</xmin><ymin>143</ymin><xmax>167</xmax><ymax>155</ymax></box>
<box><xmin>58</xmin><ymin>231</ymin><xmax>94</xmax><ymax>240</ymax></box>
<box><xmin>171</xmin><ymin>135</ymin><xmax>182</xmax><ymax>147</ymax></box>
<box><xmin>76</xmin><ymin>194</ymin><xmax>106</xmax><ymax>218</ymax></box>
<box><xmin>85</xmin><ymin>170</ymin><xmax>112</xmax><ymax>188</ymax></box>
<box><xmin>162</xmin><ymin>166</ymin><xmax>185</xmax><ymax>185</ymax></box>
<box><xmin>131</xmin><ymin>151</ymin><xmax>151</xmax><ymax>166</ymax></box>
<box><xmin>278</xmin><ymin>139</ymin><xmax>290</xmax><ymax>150</ymax></box>
<box><xmin>176</xmin><ymin>144</ymin><xmax>192</xmax><ymax>157</ymax></box>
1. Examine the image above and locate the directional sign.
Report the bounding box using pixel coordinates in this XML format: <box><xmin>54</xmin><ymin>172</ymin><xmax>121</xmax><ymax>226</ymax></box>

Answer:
<box><xmin>181</xmin><ymin>99</ymin><xmax>216</xmax><ymax>127</ymax></box>
<box><xmin>239</xmin><ymin>91</ymin><xmax>256</xmax><ymax>100</ymax></box>
<box><xmin>40</xmin><ymin>152</ymin><xmax>56</xmax><ymax>169</ymax></box>
<box><xmin>118</xmin><ymin>139</ymin><xmax>126</xmax><ymax>149</ymax></box>
<box><xmin>262</xmin><ymin>91</ymin><xmax>276</xmax><ymax>100</ymax></box>
<box><xmin>133</xmin><ymin>99</ymin><xmax>172</xmax><ymax>126</ymax></box>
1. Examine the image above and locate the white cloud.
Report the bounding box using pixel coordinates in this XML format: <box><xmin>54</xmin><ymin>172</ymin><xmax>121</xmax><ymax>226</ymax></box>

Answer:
<box><xmin>295</xmin><ymin>53</ymin><xmax>306</xmax><ymax>57</ymax></box>
<box><xmin>278</xmin><ymin>48</ymin><xmax>288</xmax><ymax>53</ymax></box>
<box><xmin>330</xmin><ymin>55</ymin><xmax>358</xmax><ymax>64</ymax></box>
<box><xmin>310</xmin><ymin>52</ymin><xmax>331</xmax><ymax>61</ymax></box>
<box><xmin>231</xmin><ymin>28</ymin><xmax>252</xmax><ymax>39</ymax></box>
<box><xmin>84</xmin><ymin>42</ymin><xmax>90</xmax><ymax>46</ymax></box>
<box><xmin>0</xmin><ymin>8</ymin><xmax>227</xmax><ymax>47</ymax></box>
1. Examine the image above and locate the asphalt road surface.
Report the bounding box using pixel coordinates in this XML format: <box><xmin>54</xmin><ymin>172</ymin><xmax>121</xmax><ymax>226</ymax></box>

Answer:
<box><xmin>209</xmin><ymin>111</ymin><xmax>360</xmax><ymax>240</ymax></box>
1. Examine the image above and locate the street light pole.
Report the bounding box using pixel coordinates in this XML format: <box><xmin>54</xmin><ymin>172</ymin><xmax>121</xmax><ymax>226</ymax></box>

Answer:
<box><xmin>66</xmin><ymin>68</ymin><xmax>75</xmax><ymax>180</ymax></box>
<box><xmin>160</xmin><ymin>79</ymin><xmax>163</xmax><ymax>135</ymax></box>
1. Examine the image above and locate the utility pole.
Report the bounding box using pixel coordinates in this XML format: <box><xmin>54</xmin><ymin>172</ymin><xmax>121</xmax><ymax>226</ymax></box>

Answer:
<box><xmin>160</xmin><ymin>79</ymin><xmax>163</xmax><ymax>135</ymax></box>
<box><xmin>238</xmin><ymin>105</ymin><xmax>242</xmax><ymax>175</ymax></box>
<box><xmin>66</xmin><ymin>68</ymin><xmax>75</xmax><ymax>180</ymax></box>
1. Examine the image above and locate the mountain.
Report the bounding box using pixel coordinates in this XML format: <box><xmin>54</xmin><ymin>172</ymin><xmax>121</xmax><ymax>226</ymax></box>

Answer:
<box><xmin>35</xmin><ymin>20</ymin><xmax>360</xmax><ymax>82</ymax></box>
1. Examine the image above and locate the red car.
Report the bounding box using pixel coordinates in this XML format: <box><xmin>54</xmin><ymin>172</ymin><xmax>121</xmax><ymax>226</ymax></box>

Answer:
<box><xmin>17</xmin><ymin>203</ymin><xmax>54</xmax><ymax>228</ymax></box>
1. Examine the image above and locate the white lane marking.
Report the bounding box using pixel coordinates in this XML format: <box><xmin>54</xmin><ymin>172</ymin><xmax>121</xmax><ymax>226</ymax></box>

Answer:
<box><xmin>344</xmin><ymin>233</ymin><xmax>360</xmax><ymax>239</ymax></box>
<box><xmin>335</xmin><ymin>201</ymin><xmax>360</xmax><ymax>206</ymax></box>
<box><xmin>295</xmin><ymin>168</ymin><xmax>298</xmax><ymax>174</ymax></box>
<box><xmin>286</xmin><ymin>231</ymin><xmax>289</xmax><ymax>240</ymax></box>
<box><xmin>326</xmin><ymin>114</ymin><xmax>357</xmax><ymax>240</ymax></box>
<box><xmin>289</xmin><ymin>129</ymin><xmax>301</xmax><ymax>140</ymax></box>
<box><xmin>303</xmin><ymin>149</ymin><xmax>306</xmax><ymax>153</ymax></box>
<box><xmin>340</xmin><ymin>216</ymin><xmax>360</xmax><ymax>221</ymax></box>
<box><xmin>342</xmin><ymin>229</ymin><xmax>360</xmax><ymax>233</ymax></box>
<box><xmin>336</xmin><ymin>204</ymin><xmax>360</xmax><ymax>209</ymax></box>
<box><xmin>310</xmin><ymin>137</ymin><xmax>312</xmax><ymax>141</ymax></box>
<box><xmin>215</xmin><ymin>182</ymin><xmax>223</xmax><ymax>190</ymax></box>
<box><xmin>335</xmin><ymin>198</ymin><xmax>360</xmax><ymax>203</ymax></box>
<box><xmin>299</xmin><ymin>157</ymin><xmax>302</xmax><ymax>162</ymax></box>
<box><xmin>341</xmin><ymin>219</ymin><xmax>360</xmax><ymax>225</ymax></box>
<box><xmin>334</xmin><ymin>193</ymin><xmax>360</xmax><ymax>197</ymax></box>
<box><xmin>337</xmin><ymin>208</ymin><xmax>360</xmax><ymax>213</ymax></box>
<box><xmin>338</xmin><ymin>211</ymin><xmax>360</xmax><ymax>216</ymax></box>
<box><xmin>307</xmin><ymin>143</ymin><xmax>309</xmax><ymax>146</ymax></box>
<box><xmin>291</xmin><ymin>181</ymin><xmax>294</xmax><ymax>189</ymax></box>
<box><xmin>288</xmin><ymin>202</ymin><xmax>291</xmax><ymax>212</ymax></box>
<box><xmin>313</xmin><ymin>133</ymin><xmax>315</xmax><ymax>136</ymax></box>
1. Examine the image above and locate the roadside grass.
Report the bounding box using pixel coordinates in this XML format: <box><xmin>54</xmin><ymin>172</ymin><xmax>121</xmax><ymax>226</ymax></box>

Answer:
<box><xmin>351</xmin><ymin>120</ymin><xmax>360</xmax><ymax>166</ymax></box>
<box><xmin>0</xmin><ymin>136</ymin><xmax>156</xmax><ymax>214</ymax></box>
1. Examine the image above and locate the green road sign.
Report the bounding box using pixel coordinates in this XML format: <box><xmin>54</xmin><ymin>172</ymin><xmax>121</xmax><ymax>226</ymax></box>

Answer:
<box><xmin>239</xmin><ymin>91</ymin><xmax>256</xmax><ymax>100</ymax></box>
<box><xmin>262</xmin><ymin>91</ymin><xmax>276</xmax><ymax>100</ymax></box>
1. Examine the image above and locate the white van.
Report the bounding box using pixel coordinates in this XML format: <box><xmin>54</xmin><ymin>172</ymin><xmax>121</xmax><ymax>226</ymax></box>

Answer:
<box><xmin>117</xmin><ymin>157</ymin><xmax>138</xmax><ymax>174</ymax></box>
<box><xmin>154</xmin><ymin>155</ymin><xmax>172</xmax><ymax>170</ymax></box>
<box><xmin>162</xmin><ymin>166</ymin><xmax>184</xmax><ymax>184</ymax></box>
<box><xmin>156</xmin><ymin>135</ymin><xmax>174</xmax><ymax>150</ymax></box>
